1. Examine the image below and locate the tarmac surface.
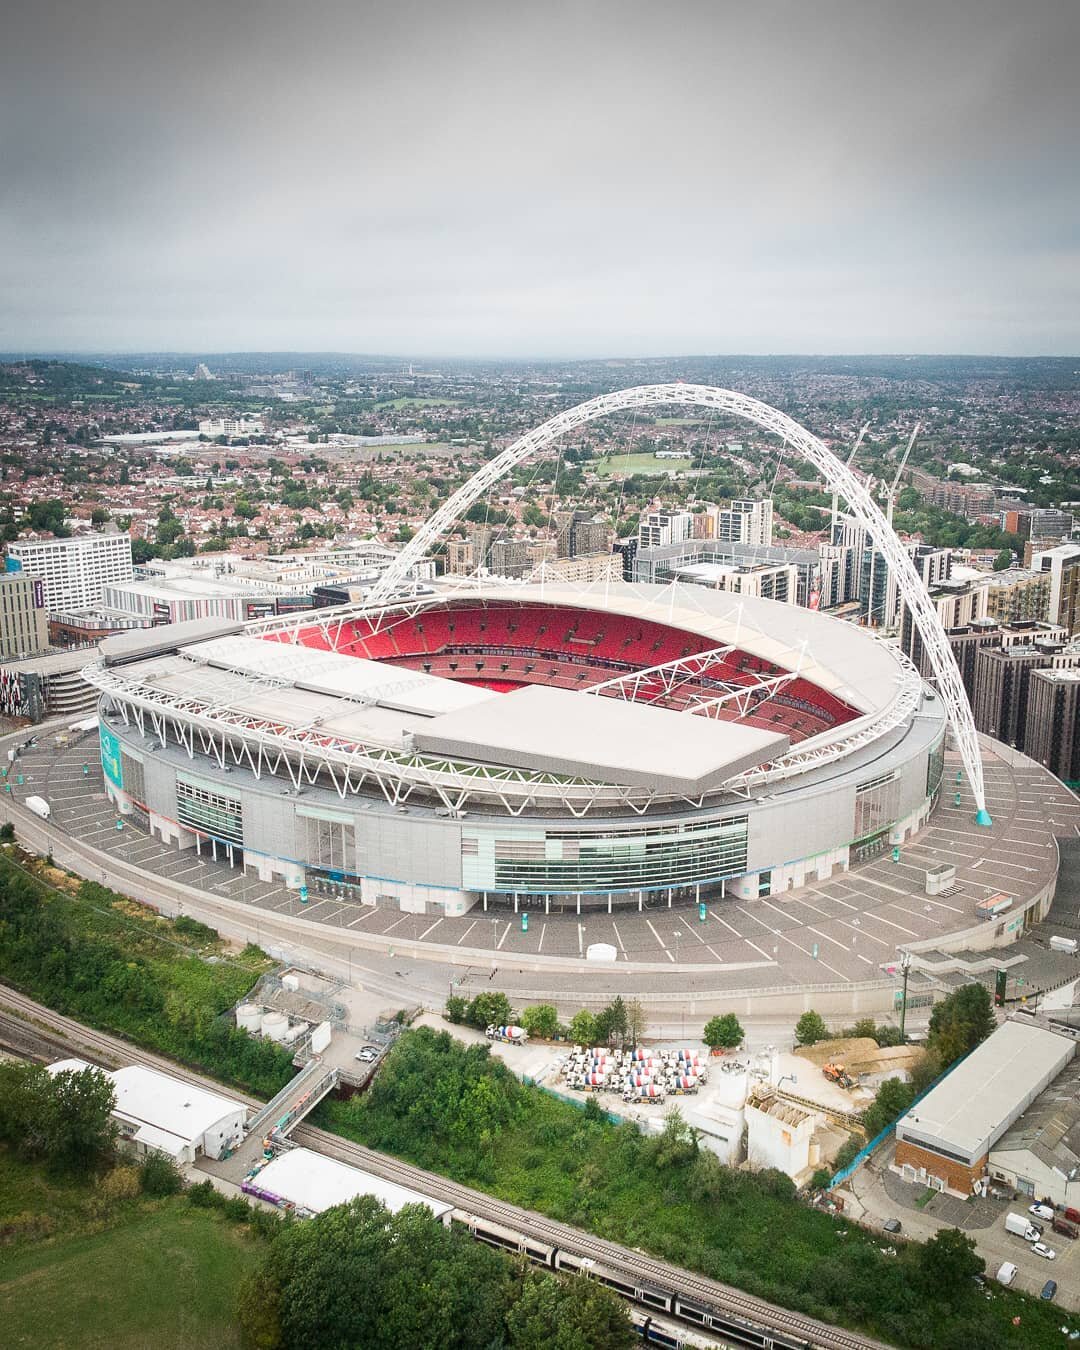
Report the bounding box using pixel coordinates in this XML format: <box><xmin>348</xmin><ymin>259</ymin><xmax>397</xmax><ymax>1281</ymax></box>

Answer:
<box><xmin>11</xmin><ymin>729</ymin><xmax>1077</xmax><ymax>998</ymax></box>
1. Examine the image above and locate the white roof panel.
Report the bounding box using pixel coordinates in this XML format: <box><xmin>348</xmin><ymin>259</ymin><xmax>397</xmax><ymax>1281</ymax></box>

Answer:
<box><xmin>251</xmin><ymin>1147</ymin><xmax>452</xmax><ymax>1220</ymax></box>
<box><xmin>188</xmin><ymin>634</ymin><xmax>490</xmax><ymax>717</ymax></box>
<box><xmin>109</xmin><ymin>1064</ymin><xmax>245</xmax><ymax>1145</ymax></box>
<box><xmin>897</xmin><ymin>1021</ymin><xmax>1075</xmax><ymax>1161</ymax></box>
<box><xmin>413</xmin><ymin>684</ymin><xmax>788</xmax><ymax>793</ymax></box>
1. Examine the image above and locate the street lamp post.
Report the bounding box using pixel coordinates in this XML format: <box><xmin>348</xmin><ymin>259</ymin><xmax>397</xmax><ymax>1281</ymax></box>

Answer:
<box><xmin>899</xmin><ymin>951</ymin><xmax>913</xmax><ymax>1040</ymax></box>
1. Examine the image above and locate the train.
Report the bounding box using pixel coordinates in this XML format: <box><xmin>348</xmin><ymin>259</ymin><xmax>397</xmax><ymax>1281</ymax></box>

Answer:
<box><xmin>455</xmin><ymin>1210</ymin><xmax>813</xmax><ymax>1350</ymax></box>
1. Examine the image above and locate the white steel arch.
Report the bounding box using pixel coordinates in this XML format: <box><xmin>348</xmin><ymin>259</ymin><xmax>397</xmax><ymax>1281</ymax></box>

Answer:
<box><xmin>371</xmin><ymin>384</ymin><xmax>990</xmax><ymax>822</ymax></box>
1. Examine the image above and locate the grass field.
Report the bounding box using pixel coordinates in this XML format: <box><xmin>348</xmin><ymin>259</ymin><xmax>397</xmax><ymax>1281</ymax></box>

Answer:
<box><xmin>0</xmin><ymin>1155</ymin><xmax>260</xmax><ymax>1350</ymax></box>
<box><xmin>594</xmin><ymin>451</ymin><xmax>692</xmax><ymax>476</ymax></box>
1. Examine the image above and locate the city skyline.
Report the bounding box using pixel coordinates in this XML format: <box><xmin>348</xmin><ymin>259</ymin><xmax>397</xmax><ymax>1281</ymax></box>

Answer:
<box><xmin>3</xmin><ymin>0</ymin><xmax>1078</xmax><ymax>356</ymax></box>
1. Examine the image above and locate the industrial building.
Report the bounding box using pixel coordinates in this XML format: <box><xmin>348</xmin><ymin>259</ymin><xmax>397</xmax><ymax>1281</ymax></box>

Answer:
<box><xmin>894</xmin><ymin>1021</ymin><xmax>1075</xmax><ymax>1195</ymax></box>
<box><xmin>47</xmin><ymin>1058</ymin><xmax>247</xmax><ymax>1164</ymax></box>
<box><xmin>243</xmin><ymin>1147</ymin><xmax>453</xmax><ymax>1223</ymax></box>
<box><xmin>989</xmin><ymin>1055</ymin><xmax>1080</xmax><ymax>1208</ymax></box>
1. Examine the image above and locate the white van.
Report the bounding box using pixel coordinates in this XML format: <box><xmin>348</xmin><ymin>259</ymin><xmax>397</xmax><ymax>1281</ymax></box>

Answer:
<box><xmin>996</xmin><ymin>1262</ymin><xmax>1018</xmax><ymax>1286</ymax></box>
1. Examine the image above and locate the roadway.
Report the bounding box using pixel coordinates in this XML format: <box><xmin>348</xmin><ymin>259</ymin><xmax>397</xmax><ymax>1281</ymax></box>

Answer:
<box><xmin>0</xmin><ymin>982</ymin><xmax>888</xmax><ymax>1350</ymax></box>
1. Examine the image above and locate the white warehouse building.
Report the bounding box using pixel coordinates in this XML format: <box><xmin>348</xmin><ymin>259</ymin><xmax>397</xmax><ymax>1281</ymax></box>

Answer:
<box><xmin>48</xmin><ymin>1058</ymin><xmax>247</xmax><ymax>1164</ymax></box>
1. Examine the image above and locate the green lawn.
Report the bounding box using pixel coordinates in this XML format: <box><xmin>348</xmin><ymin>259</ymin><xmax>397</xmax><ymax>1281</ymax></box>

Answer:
<box><xmin>0</xmin><ymin>1195</ymin><xmax>259</xmax><ymax>1349</ymax></box>
<box><xmin>594</xmin><ymin>451</ymin><xmax>692</xmax><ymax>476</ymax></box>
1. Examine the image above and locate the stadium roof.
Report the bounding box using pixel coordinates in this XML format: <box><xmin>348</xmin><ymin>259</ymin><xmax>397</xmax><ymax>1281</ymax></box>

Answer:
<box><xmin>413</xmin><ymin>684</ymin><xmax>788</xmax><ymax>793</ymax></box>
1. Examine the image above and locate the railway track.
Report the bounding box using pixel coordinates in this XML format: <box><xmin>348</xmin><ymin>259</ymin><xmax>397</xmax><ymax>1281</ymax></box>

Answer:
<box><xmin>0</xmin><ymin>985</ymin><xmax>888</xmax><ymax>1350</ymax></box>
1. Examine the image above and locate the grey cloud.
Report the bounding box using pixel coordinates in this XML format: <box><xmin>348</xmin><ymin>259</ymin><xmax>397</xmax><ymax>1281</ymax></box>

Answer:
<box><xmin>1</xmin><ymin>0</ymin><xmax>1078</xmax><ymax>354</ymax></box>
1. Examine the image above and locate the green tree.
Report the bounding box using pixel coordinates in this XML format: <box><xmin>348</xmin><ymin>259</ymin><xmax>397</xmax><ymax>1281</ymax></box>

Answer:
<box><xmin>520</xmin><ymin>1004</ymin><xmax>561</xmax><ymax>1040</ymax></box>
<box><xmin>862</xmin><ymin>1076</ymin><xmax>916</xmax><ymax>1138</ymax></box>
<box><xmin>506</xmin><ymin>1269</ymin><xmax>636</xmax><ymax>1350</ymax></box>
<box><xmin>917</xmin><ymin>1226</ymin><xmax>985</xmax><ymax>1294</ymax></box>
<box><xmin>594</xmin><ymin>996</ymin><xmax>629</xmax><ymax>1046</ymax></box>
<box><xmin>795</xmin><ymin>1010</ymin><xmax>828</xmax><ymax>1045</ymax></box>
<box><xmin>568</xmin><ymin>1009</ymin><xmax>598</xmax><ymax>1046</ymax></box>
<box><xmin>0</xmin><ymin>1061</ymin><xmax>116</xmax><ymax>1173</ymax></box>
<box><xmin>240</xmin><ymin>1196</ymin><xmax>514</xmax><ymax>1350</ymax></box>
<box><xmin>703</xmin><ymin>1013</ymin><xmax>744</xmax><ymax>1051</ymax></box>
<box><xmin>465</xmin><ymin>990</ymin><xmax>513</xmax><ymax>1029</ymax></box>
<box><xmin>927</xmin><ymin>983</ymin><xmax>995</xmax><ymax>1067</ymax></box>
<box><xmin>625</xmin><ymin>998</ymin><xmax>647</xmax><ymax>1047</ymax></box>
<box><xmin>992</xmin><ymin>548</ymin><xmax>1013</xmax><ymax>571</ymax></box>
<box><xmin>444</xmin><ymin>994</ymin><xmax>467</xmax><ymax>1024</ymax></box>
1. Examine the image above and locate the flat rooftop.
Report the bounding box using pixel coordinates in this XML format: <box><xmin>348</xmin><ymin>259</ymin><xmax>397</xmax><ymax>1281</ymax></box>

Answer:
<box><xmin>250</xmin><ymin>1147</ymin><xmax>452</xmax><ymax>1220</ymax></box>
<box><xmin>897</xmin><ymin>1020</ymin><xmax>1075</xmax><ymax>1163</ymax></box>
<box><xmin>412</xmin><ymin>683</ymin><xmax>789</xmax><ymax>794</ymax></box>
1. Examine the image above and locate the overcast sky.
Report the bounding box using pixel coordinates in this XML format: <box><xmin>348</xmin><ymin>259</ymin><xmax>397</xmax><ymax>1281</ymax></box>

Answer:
<box><xmin>1</xmin><ymin>0</ymin><xmax>1077</xmax><ymax>356</ymax></box>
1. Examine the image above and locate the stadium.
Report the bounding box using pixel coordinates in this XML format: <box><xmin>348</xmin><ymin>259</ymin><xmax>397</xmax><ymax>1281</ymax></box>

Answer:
<box><xmin>78</xmin><ymin>380</ymin><xmax>1038</xmax><ymax>940</ymax></box>
<box><xmin>84</xmin><ymin>578</ymin><xmax>946</xmax><ymax>919</ymax></box>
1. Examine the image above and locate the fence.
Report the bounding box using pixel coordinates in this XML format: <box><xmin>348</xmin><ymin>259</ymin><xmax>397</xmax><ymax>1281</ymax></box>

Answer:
<box><xmin>827</xmin><ymin>1045</ymin><xmax>976</xmax><ymax>1190</ymax></box>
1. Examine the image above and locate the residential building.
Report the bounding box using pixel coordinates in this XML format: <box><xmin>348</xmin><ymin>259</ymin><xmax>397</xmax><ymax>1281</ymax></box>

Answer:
<box><xmin>715</xmin><ymin>499</ymin><xmax>773</xmax><ymax>548</ymax></box>
<box><xmin>635</xmin><ymin>540</ymin><xmax>820</xmax><ymax>607</ymax></box>
<box><xmin>1024</xmin><ymin>669</ymin><xmax>1080</xmax><ymax>785</ymax></box>
<box><xmin>7</xmin><ymin>532</ymin><xmax>133</xmax><ymax>610</ymax></box>
<box><xmin>638</xmin><ymin>510</ymin><xmax>693</xmax><ymax>549</ymax></box>
<box><xmin>906</xmin><ymin>468</ymin><xmax>996</xmax><ymax>519</ymax></box>
<box><xmin>900</xmin><ymin>578</ymin><xmax>989</xmax><ymax>677</ymax></box>
<box><xmin>947</xmin><ymin>620</ymin><xmax>1066</xmax><ymax>700</ymax></box>
<box><xmin>986</xmin><ymin>568</ymin><xmax>1051</xmax><ymax>626</ymax></box>
<box><xmin>0</xmin><ymin>573</ymin><xmax>48</xmax><ymax>659</ymax></box>
<box><xmin>1033</xmin><ymin>543</ymin><xmax>1080</xmax><ymax>635</ymax></box>
<box><xmin>527</xmin><ymin>554</ymin><xmax>621</xmax><ymax>584</ymax></box>
<box><xmin>973</xmin><ymin>645</ymin><xmax>1054</xmax><ymax>748</ymax></box>
<box><xmin>671</xmin><ymin>560</ymin><xmax>798</xmax><ymax>605</ymax></box>
<box><xmin>1028</xmin><ymin>508</ymin><xmax>1075</xmax><ymax>542</ymax></box>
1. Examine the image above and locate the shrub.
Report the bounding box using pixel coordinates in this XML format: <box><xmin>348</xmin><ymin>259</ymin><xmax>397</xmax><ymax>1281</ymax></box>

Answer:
<box><xmin>97</xmin><ymin>1164</ymin><xmax>141</xmax><ymax>1206</ymax></box>
<box><xmin>187</xmin><ymin>1179</ymin><xmax>219</xmax><ymax>1208</ymax></box>
<box><xmin>444</xmin><ymin>995</ymin><xmax>467</xmax><ymax>1024</ymax></box>
<box><xmin>139</xmin><ymin>1151</ymin><xmax>184</xmax><ymax>1197</ymax></box>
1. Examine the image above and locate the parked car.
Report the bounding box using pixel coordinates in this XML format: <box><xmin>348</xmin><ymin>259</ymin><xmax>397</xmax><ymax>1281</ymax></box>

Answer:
<box><xmin>1041</xmin><ymin>1279</ymin><xmax>1058</xmax><ymax>1301</ymax></box>
<box><xmin>360</xmin><ymin>1045</ymin><xmax>382</xmax><ymax>1056</ymax></box>
<box><xmin>1032</xmin><ymin>1242</ymin><xmax>1057</xmax><ymax>1261</ymax></box>
<box><xmin>354</xmin><ymin>1049</ymin><xmax>378</xmax><ymax>1063</ymax></box>
<box><xmin>1065</xmin><ymin>1206</ymin><xmax>1080</xmax><ymax>1225</ymax></box>
<box><xmin>1030</xmin><ymin>1203</ymin><xmax>1055</xmax><ymax>1221</ymax></box>
<box><xmin>883</xmin><ymin>1218</ymin><xmax>903</xmax><ymax>1235</ymax></box>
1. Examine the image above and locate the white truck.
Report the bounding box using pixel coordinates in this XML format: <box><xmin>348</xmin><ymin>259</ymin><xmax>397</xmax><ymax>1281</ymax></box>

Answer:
<box><xmin>24</xmin><ymin>795</ymin><xmax>50</xmax><ymax>821</ymax></box>
<box><xmin>1005</xmin><ymin>1212</ymin><xmax>1041</xmax><ymax>1241</ymax></box>
<box><xmin>1050</xmin><ymin>936</ymin><xmax>1079</xmax><ymax>955</ymax></box>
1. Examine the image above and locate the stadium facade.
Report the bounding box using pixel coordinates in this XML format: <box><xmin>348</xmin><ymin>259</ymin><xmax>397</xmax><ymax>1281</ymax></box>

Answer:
<box><xmin>85</xmin><ymin>581</ymin><xmax>947</xmax><ymax>916</ymax></box>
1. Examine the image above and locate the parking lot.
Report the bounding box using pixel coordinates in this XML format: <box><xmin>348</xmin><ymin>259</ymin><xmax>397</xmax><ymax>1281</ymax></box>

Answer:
<box><xmin>8</xmin><ymin>727</ymin><xmax>1078</xmax><ymax>1000</ymax></box>
<box><xmin>850</xmin><ymin>1144</ymin><xmax>1080</xmax><ymax>1314</ymax></box>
